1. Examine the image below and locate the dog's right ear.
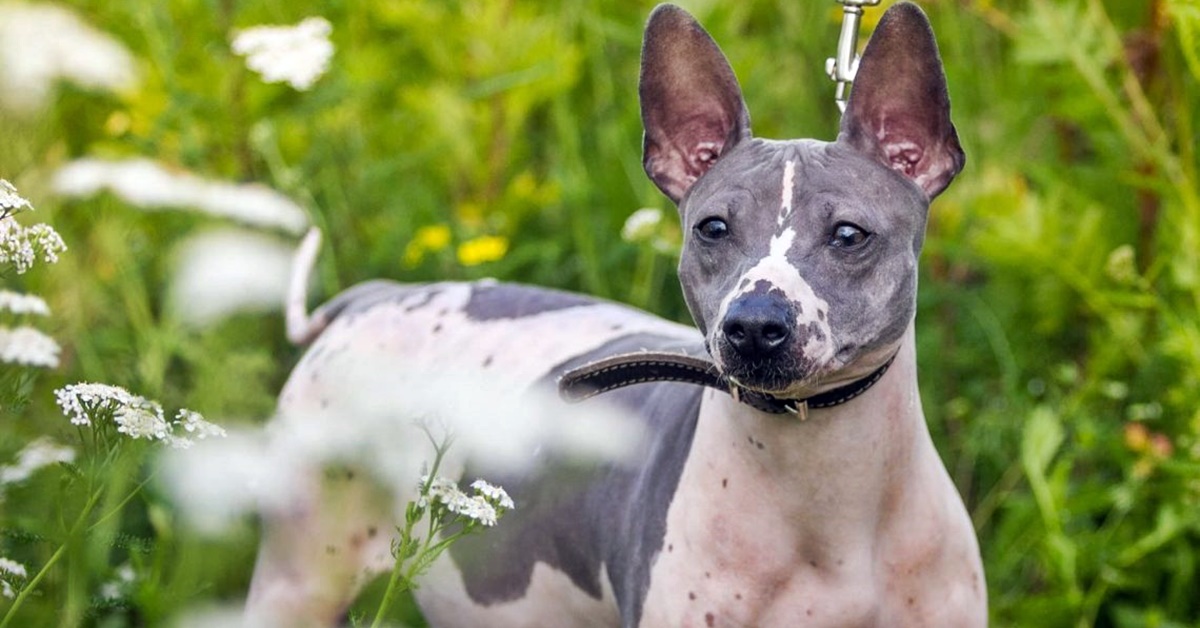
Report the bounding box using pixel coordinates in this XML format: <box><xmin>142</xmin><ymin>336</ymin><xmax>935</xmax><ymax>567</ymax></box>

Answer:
<box><xmin>640</xmin><ymin>4</ymin><xmax>751</xmax><ymax>204</ymax></box>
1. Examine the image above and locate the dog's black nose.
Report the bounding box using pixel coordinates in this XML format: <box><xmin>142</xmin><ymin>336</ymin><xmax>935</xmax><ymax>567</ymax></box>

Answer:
<box><xmin>722</xmin><ymin>296</ymin><xmax>792</xmax><ymax>358</ymax></box>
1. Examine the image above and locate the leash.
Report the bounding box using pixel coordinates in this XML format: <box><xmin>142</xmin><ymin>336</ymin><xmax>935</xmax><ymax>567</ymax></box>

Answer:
<box><xmin>825</xmin><ymin>0</ymin><xmax>881</xmax><ymax>112</ymax></box>
<box><xmin>558</xmin><ymin>347</ymin><xmax>896</xmax><ymax>419</ymax></box>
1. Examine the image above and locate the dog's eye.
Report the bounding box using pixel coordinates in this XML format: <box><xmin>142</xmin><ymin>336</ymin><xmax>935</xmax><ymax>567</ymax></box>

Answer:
<box><xmin>696</xmin><ymin>217</ymin><xmax>730</xmax><ymax>241</ymax></box>
<box><xmin>830</xmin><ymin>222</ymin><xmax>869</xmax><ymax>249</ymax></box>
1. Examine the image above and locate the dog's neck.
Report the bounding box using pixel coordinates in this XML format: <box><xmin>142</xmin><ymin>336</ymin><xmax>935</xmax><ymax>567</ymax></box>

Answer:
<box><xmin>686</xmin><ymin>324</ymin><xmax>931</xmax><ymax>559</ymax></box>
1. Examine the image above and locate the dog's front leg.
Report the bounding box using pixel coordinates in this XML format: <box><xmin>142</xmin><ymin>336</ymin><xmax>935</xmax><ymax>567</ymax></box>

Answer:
<box><xmin>245</xmin><ymin>463</ymin><xmax>396</xmax><ymax>627</ymax></box>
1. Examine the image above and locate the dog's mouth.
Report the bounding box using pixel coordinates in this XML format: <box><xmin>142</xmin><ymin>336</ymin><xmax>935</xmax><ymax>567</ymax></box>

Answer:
<box><xmin>715</xmin><ymin>347</ymin><xmax>822</xmax><ymax>396</ymax></box>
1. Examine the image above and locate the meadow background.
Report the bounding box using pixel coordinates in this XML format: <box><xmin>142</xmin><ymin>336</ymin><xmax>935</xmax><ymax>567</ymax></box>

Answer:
<box><xmin>1</xmin><ymin>0</ymin><xmax>1198</xmax><ymax>625</ymax></box>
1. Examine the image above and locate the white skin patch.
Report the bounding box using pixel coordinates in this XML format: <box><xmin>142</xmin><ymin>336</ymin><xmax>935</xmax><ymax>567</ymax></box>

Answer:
<box><xmin>777</xmin><ymin>159</ymin><xmax>795</xmax><ymax>227</ymax></box>
<box><xmin>712</xmin><ymin>160</ymin><xmax>835</xmax><ymax>388</ymax></box>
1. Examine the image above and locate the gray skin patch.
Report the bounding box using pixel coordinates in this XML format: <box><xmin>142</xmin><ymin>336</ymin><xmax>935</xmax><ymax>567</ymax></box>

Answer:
<box><xmin>447</xmin><ymin>332</ymin><xmax>702</xmax><ymax>627</ymax></box>
<box><xmin>464</xmin><ymin>283</ymin><xmax>599</xmax><ymax>321</ymax></box>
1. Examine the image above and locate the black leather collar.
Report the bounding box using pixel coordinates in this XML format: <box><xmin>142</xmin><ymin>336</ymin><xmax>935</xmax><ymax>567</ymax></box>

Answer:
<box><xmin>558</xmin><ymin>347</ymin><xmax>896</xmax><ymax>416</ymax></box>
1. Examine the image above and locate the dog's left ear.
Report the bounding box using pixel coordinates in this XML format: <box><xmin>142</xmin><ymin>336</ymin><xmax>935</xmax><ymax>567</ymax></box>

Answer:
<box><xmin>838</xmin><ymin>2</ymin><xmax>964</xmax><ymax>199</ymax></box>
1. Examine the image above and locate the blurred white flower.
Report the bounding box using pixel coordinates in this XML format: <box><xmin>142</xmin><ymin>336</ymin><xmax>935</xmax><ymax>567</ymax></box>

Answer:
<box><xmin>0</xmin><ymin>290</ymin><xmax>51</xmax><ymax>316</ymax></box>
<box><xmin>0</xmin><ymin>437</ymin><xmax>75</xmax><ymax>486</ymax></box>
<box><xmin>0</xmin><ymin>3</ymin><xmax>137</xmax><ymax>113</ymax></box>
<box><xmin>0</xmin><ymin>556</ymin><xmax>26</xmax><ymax>598</ymax></box>
<box><xmin>621</xmin><ymin>207</ymin><xmax>663</xmax><ymax>243</ymax></box>
<box><xmin>53</xmin><ymin>158</ymin><xmax>309</xmax><ymax>234</ymax></box>
<box><xmin>231</xmin><ymin>17</ymin><xmax>333</xmax><ymax>91</ymax></box>
<box><xmin>168</xmin><ymin>229</ymin><xmax>294</xmax><ymax>328</ymax></box>
<box><xmin>0</xmin><ymin>325</ymin><xmax>60</xmax><ymax>367</ymax></box>
<box><xmin>97</xmin><ymin>563</ymin><xmax>135</xmax><ymax>601</ymax></box>
<box><xmin>159</xmin><ymin>429</ymin><xmax>300</xmax><ymax>535</ymax></box>
<box><xmin>160</xmin><ymin>366</ymin><xmax>644</xmax><ymax>534</ymax></box>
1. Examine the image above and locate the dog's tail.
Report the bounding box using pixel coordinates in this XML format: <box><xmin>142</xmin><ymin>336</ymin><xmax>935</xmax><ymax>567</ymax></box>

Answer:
<box><xmin>285</xmin><ymin>227</ymin><xmax>330</xmax><ymax>346</ymax></box>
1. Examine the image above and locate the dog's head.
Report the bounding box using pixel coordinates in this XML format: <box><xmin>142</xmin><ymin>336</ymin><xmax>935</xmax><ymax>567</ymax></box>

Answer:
<box><xmin>640</xmin><ymin>2</ymin><xmax>963</xmax><ymax>398</ymax></box>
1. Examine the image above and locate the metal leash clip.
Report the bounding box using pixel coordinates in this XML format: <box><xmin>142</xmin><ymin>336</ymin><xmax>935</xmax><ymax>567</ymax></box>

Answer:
<box><xmin>825</xmin><ymin>0</ymin><xmax>881</xmax><ymax>112</ymax></box>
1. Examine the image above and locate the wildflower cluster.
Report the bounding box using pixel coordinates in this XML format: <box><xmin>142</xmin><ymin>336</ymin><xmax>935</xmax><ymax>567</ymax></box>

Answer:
<box><xmin>0</xmin><ymin>290</ymin><xmax>50</xmax><ymax>315</ymax></box>
<box><xmin>52</xmin><ymin>158</ymin><xmax>309</xmax><ymax>234</ymax></box>
<box><xmin>620</xmin><ymin>207</ymin><xmax>679</xmax><ymax>254</ymax></box>
<box><xmin>0</xmin><ymin>180</ymin><xmax>66</xmax><ymax>274</ymax></box>
<box><xmin>419</xmin><ymin>475</ymin><xmax>515</xmax><ymax>528</ymax></box>
<box><xmin>0</xmin><ymin>437</ymin><xmax>75</xmax><ymax>487</ymax></box>
<box><xmin>231</xmin><ymin>17</ymin><xmax>333</xmax><ymax>91</ymax></box>
<box><xmin>54</xmin><ymin>382</ymin><xmax>226</xmax><ymax>449</ymax></box>
<box><xmin>0</xmin><ymin>325</ymin><xmax>59</xmax><ymax>368</ymax></box>
<box><xmin>0</xmin><ymin>179</ymin><xmax>64</xmax><ymax>369</ymax></box>
<box><xmin>620</xmin><ymin>207</ymin><xmax>662</xmax><ymax>243</ymax></box>
<box><xmin>0</xmin><ymin>556</ymin><xmax>27</xmax><ymax>599</ymax></box>
<box><xmin>0</xmin><ymin>3</ymin><xmax>136</xmax><ymax>113</ymax></box>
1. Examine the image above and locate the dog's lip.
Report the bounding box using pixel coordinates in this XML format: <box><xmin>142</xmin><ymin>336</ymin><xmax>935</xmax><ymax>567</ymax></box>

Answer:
<box><xmin>718</xmin><ymin>362</ymin><xmax>825</xmax><ymax>398</ymax></box>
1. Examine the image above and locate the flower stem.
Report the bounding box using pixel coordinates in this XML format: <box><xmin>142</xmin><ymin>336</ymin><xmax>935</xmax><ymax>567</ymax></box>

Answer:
<box><xmin>369</xmin><ymin>428</ymin><xmax>452</xmax><ymax>627</ymax></box>
<box><xmin>0</xmin><ymin>487</ymin><xmax>102</xmax><ymax>627</ymax></box>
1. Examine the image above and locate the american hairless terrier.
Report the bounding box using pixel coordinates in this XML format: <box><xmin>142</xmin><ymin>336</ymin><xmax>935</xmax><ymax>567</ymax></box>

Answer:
<box><xmin>246</xmin><ymin>3</ymin><xmax>987</xmax><ymax>626</ymax></box>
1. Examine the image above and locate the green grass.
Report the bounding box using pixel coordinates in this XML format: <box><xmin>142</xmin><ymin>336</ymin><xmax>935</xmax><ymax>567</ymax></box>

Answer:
<box><xmin>2</xmin><ymin>0</ymin><xmax>1199</xmax><ymax>625</ymax></box>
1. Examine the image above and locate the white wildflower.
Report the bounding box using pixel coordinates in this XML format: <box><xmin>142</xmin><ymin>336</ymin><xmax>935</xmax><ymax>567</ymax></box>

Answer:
<box><xmin>471</xmin><ymin>479</ymin><xmax>515</xmax><ymax>510</ymax></box>
<box><xmin>0</xmin><ymin>557</ymin><xmax>28</xmax><ymax>579</ymax></box>
<box><xmin>0</xmin><ymin>217</ymin><xmax>67</xmax><ymax>274</ymax></box>
<box><xmin>0</xmin><ymin>218</ymin><xmax>33</xmax><ymax>271</ymax></box>
<box><xmin>169</xmin><ymin>408</ymin><xmax>228</xmax><ymax>448</ymax></box>
<box><xmin>54</xmin><ymin>382</ymin><xmax>224</xmax><ymax>447</ymax></box>
<box><xmin>0</xmin><ymin>325</ymin><xmax>60</xmax><ymax>367</ymax></box>
<box><xmin>55</xmin><ymin>382</ymin><xmax>136</xmax><ymax>426</ymax></box>
<box><xmin>418</xmin><ymin>474</ymin><xmax>460</xmax><ymax>509</ymax></box>
<box><xmin>0</xmin><ymin>179</ymin><xmax>33</xmax><ymax>218</ymax></box>
<box><xmin>113</xmin><ymin>397</ymin><xmax>170</xmax><ymax>441</ymax></box>
<box><xmin>621</xmin><ymin>207</ymin><xmax>663</xmax><ymax>243</ymax></box>
<box><xmin>98</xmin><ymin>562</ymin><xmax>135</xmax><ymax>600</ymax></box>
<box><xmin>25</xmin><ymin>223</ymin><xmax>66</xmax><ymax>264</ymax></box>
<box><xmin>176</xmin><ymin>409</ymin><xmax>227</xmax><ymax>439</ymax></box>
<box><xmin>420</xmin><ymin>475</ymin><xmax>498</xmax><ymax>526</ymax></box>
<box><xmin>0</xmin><ymin>290</ymin><xmax>50</xmax><ymax>316</ymax></box>
<box><xmin>0</xmin><ymin>3</ymin><xmax>136</xmax><ymax>113</ymax></box>
<box><xmin>168</xmin><ymin>229</ymin><xmax>294</xmax><ymax>328</ymax></box>
<box><xmin>53</xmin><ymin>158</ymin><xmax>309</xmax><ymax>234</ymax></box>
<box><xmin>231</xmin><ymin>17</ymin><xmax>333</xmax><ymax>91</ymax></box>
<box><xmin>0</xmin><ymin>556</ymin><xmax>27</xmax><ymax>598</ymax></box>
<box><xmin>0</xmin><ymin>437</ymin><xmax>75</xmax><ymax>485</ymax></box>
<box><xmin>456</xmin><ymin>495</ymin><xmax>498</xmax><ymax>527</ymax></box>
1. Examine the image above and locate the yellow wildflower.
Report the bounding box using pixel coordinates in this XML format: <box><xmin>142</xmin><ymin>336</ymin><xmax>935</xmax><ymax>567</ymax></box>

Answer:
<box><xmin>457</xmin><ymin>235</ymin><xmax>508</xmax><ymax>267</ymax></box>
<box><xmin>403</xmin><ymin>224</ymin><xmax>452</xmax><ymax>267</ymax></box>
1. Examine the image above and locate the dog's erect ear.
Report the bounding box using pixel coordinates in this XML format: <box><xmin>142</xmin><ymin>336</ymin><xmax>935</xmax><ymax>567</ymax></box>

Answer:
<box><xmin>838</xmin><ymin>2</ymin><xmax>964</xmax><ymax>199</ymax></box>
<box><xmin>640</xmin><ymin>4</ymin><xmax>750</xmax><ymax>204</ymax></box>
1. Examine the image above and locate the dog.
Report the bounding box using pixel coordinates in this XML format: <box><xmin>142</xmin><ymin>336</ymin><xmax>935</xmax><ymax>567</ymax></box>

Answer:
<box><xmin>245</xmin><ymin>3</ymin><xmax>986</xmax><ymax>626</ymax></box>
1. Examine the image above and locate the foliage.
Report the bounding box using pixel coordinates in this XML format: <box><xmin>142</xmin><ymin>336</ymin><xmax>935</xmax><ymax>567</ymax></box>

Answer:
<box><xmin>0</xmin><ymin>0</ymin><xmax>1197</xmax><ymax>625</ymax></box>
